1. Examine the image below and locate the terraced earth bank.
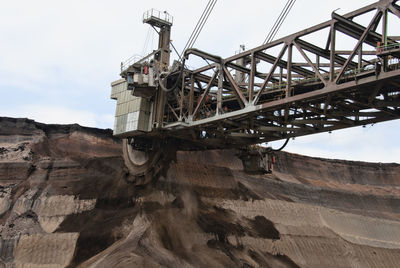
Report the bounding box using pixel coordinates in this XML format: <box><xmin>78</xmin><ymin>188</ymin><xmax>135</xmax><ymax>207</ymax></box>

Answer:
<box><xmin>0</xmin><ymin>116</ymin><xmax>400</xmax><ymax>267</ymax></box>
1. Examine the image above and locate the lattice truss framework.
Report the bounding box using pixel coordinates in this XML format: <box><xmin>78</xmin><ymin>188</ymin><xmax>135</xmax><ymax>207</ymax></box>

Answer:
<box><xmin>159</xmin><ymin>0</ymin><xmax>400</xmax><ymax>149</ymax></box>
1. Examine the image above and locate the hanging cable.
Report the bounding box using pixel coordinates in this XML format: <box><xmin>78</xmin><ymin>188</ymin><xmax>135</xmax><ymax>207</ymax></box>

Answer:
<box><xmin>181</xmin><ymin>0</ymin><xmax>213</xmax><ymax>54</ymax></box>
<box><xmin>264</xmin><ymin>0</ymin><xmax>294</xmax><ymax>44</ymax></box>
<box><xmin>263</xmin><ymin>0</ymin><xmax>291</xmax><ymax>44</ymax></box>
<box><xmin>272</xmin><ymin>138</ymin><xmax>290</xmax><ymax>151</ymax></box>
<box><xmin>158</xmin><ymin>59</ymin><xmax>186</xmax><ymax>92</ymax></box>
<box><xmin>170</xmin><ymin>41</ymin><xmax>183</xmax><ymax>62</ymax></box>
<box><xmin>141</xmin><ymin>26</ymin><xmax>152</xmax><ymax>56</ymax></box>
<box><xmin>270</xmin><ymin>0</ymin><xmax>296</xmax><ymax>43</ymax></box>
<box><xmin>187</xmin><ymin>0</ymin><xmax>217</xmax><ymax>49</ymax></box>
<box><xmin>263</xmin><ymin>0</ymin><xmax>296</xmax><ymax>45</ymax></box>
<box><xmin>179</xmin><ymin>0</ymin><xmax>217</xmax><ymax>60</ymax></box>
<box><xmin>150</xmin><ymin>26</ymin><xmax>155</xmax><ymax>52</ymax></box>
<box><xmin>269</xmin><ymin>0</ymin><xmax>295</xmax><ymax>41</ymax></box>
<box><xmin>158</xmin><ymin>0</ymin><xmax>216</xmax><ymax>93</ymax></box>
<box><xmin>181</xmin><ymin>0</ymin><xmax>215</xmax><ymax>54</ymax></box>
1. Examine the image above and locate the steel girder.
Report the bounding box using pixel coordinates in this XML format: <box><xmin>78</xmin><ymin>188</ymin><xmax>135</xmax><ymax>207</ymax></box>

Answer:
<box><xmin>153</xmin><ymin>0</ymin><xmax>400</xmax><ymax>150</ymax></box>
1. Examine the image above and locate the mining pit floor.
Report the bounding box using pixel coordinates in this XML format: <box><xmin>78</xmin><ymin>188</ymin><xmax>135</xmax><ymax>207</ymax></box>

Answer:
<box><xmin>0</xmin><ymin>116</ymin><xmax>400</xmax><ymax>267</ymax></box>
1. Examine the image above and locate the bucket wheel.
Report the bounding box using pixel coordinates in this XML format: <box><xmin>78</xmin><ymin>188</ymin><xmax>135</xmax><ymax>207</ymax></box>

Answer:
<box><xmin>122</xmin><ymin>138</ymin><xmax>164</xmax><ymax>185</ymax></box>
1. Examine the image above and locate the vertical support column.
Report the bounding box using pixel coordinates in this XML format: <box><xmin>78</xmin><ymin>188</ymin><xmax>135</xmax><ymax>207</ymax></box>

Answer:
<box><xmin>383</xmin><ymin>9</ymin><xmax>388</xmax><ymax>48</ymax></box>
<box><xmin>179</xmin><ymin>71</ymin><xmax>185</xmax><ymax>120</ymax></box>
<box><xmin>234</xmin><ymin>58</ymin><xmax>245</xmax><ymax>84</ymax></box>
<box><xmin>382</xmin><ymin>9</ymin><xmax>388</xmax><ymax>72</ymax></box>
<box><xmin>316</xmin><ymin>55</ymin><xmax>320</xmax><ymax>78</ymax></box>
<box><xmin>249</xmin><ymin>52</ymin><xmax>255</xmax><ymax>103</ymax></box>
<box><xmin>217</xmin><ymin>65</ymin><xmax>223</xmax><ymax>115</ymax></box>
<box><xmin>154</xmin><ymin>90</ymin><xmax>166</xmax><ymax>127</ymax></box>
<box><xmin>188</xmin><ymin>75</ymin><xmax>195</xmax><ymax>120</ymax></box>
<box><xmin>286</xmin><ymin>44</ymin><xmax>292</xmax><ymax>98</ymax></box>
<box><xmin>279</xmin><ymin>67</ymin><xmax>283</xmax><ymax>89</ymax></box>
<box><xmin>158</xmin><ymin>26</ymin><xmax>171</xmax><ymax>72</ymax></box>
<box><xmin>358</xmin><ymin>45</ymin><xmax>363</xmax><ymax>70</ymax></box>
<box><xmin>330</xmin><ymin>22</ymin><xmax>336</xmax><ymax>82</ymax></box>
<box><xmin>154</xmin><ymin>25</ymin><xmax>171</xmax><ymax>128</ymax></box>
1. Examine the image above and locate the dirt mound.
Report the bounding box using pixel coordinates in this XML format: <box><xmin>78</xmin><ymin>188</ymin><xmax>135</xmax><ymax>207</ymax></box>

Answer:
<box><xmin>0</xmin><ymin>117</ymin><xmax>399</xmax><ymax>267</ymax></box>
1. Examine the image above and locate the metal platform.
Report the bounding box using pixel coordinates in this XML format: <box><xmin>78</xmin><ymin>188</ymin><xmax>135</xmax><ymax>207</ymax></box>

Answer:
<box><xmin>142</xmin><ymin>9</ymin><xmax>173</xmax><ymax>28</ymax></box>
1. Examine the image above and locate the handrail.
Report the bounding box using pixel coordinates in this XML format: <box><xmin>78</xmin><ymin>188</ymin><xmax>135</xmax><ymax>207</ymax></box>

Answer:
<box><xmin>376</xmin><ymin>43</ymin><xmax>400</xmax><ymax>53</ymax></box>
<box><xmin>143</xmin><ymin>9</ymin><xmax>173</xmax><ymax>25</ymax></box>
<box><xmin>120</xmin><ymin>54</ymin><xmax>142</xmax><ymax>72</ymax></box>
<box><xmin>120</xmin><ymin>49</ymin><xmax>161</xmax><ymax>72</ymax></box>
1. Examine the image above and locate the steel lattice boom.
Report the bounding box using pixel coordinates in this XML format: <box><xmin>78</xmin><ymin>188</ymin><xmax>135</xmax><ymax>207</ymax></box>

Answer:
<box><xmin>157</xmin><ymin>0</ymin><xmax>400</xmax><ymax>149</ymax></box>
<box><xmin>112</xmin><ymin>0</ymin><xmax>400</xmax><ymax>152</ymax></box>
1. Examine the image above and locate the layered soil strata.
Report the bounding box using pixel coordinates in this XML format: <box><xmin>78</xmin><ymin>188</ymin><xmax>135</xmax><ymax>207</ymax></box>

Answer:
<box><xmin>0</xmin><ymin>116</ymin><xmax>399</xmax><ymax>267</ymax></box>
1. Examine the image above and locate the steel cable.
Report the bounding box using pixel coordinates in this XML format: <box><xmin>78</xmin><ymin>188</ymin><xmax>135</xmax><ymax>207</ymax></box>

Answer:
<box><xmin>272</xmin><ymin>138</ymin><xmax>290</xmax><ymax>151</ymax></box>
<box><xmin>263</xmin><ymin>0</ymin><xmax>296</xmax><ymax>44</ymax></box>
<box><xmin>179</xmin><ymin>0</ymin><xmax>217</xmax><ymax>59</ymax></box>
<box><xmin>141</xmin><ymin>26</ymin><xmax>152</xmax><ymax>56</ymax></box>
<box><xmin>187</xmin><ymin>0</ymin><xmax>217</xmax><ymax>50</ymax></box>
<box><xmin>181</xmin><ymin>0</ymin><xmax>213</xmax><ymax>54</ymax></box>
<box><xmin>269</xmin><ymin>0</ymin><xmax>296</xmax><ymax>42</ymax></box>
<box><xmin>263</xmin><ymin>0</ymin><xmax>292</xmax><ymax>44</ymax></box>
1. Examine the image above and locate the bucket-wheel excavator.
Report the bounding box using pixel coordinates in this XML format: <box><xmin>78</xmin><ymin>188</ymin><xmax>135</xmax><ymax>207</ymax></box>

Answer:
<box><xmin>111</xmin><ymin>1</ymin><xmax>400</xmax><ymax>185</ymax></box>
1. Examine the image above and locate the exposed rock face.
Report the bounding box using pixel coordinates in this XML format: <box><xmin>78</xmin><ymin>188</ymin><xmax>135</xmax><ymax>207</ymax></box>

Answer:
<box><xmin>0</xmin><ymin>116</ymin><xmax>400</xmax><ymax>267</ymax></box>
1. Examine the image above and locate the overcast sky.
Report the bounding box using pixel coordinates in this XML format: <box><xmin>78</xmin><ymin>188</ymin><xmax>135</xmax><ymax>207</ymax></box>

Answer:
<box><xmin>1</xmin><ymin>0</ymin><xmax>399</xmax><ymax>163</ymax></box>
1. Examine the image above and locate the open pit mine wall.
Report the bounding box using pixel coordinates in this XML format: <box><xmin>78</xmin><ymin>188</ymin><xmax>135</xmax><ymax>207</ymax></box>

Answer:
<box><xmin>0</xmin><ymin>116</ymin><xmax>400</xmax><ymax>268</ymax></box>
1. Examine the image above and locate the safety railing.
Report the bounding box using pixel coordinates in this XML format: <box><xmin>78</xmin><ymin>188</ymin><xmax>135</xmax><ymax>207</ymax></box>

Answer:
<box><xmin>120</xmin><ymin>54</ymin><xmax>142</xmax><ymax>72</ymax></box>
<box><xmin>376</xmin><ymin>43</ymin><xmax>400</xmax><ymax>54</ymax></box>
<box><xmin>143</xmin><ymin>9</ymin><xmax>173</xmax><ymax>25</ymax></box>
<box><xmin>120</xmin><ymin>49</ymin><xmax>161</xmax><ymax>72</ymax></box>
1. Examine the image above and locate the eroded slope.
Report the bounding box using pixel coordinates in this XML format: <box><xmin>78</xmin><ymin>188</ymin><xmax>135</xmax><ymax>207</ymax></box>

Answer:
<box><xmin>0</xmin><ymin>117</ymin><xmax>399</xmax><ymax>267</ymax></box>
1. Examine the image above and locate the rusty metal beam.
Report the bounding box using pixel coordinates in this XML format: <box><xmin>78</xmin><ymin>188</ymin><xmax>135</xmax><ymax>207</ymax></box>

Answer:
<box><xmin>335</xmin><ymin>10</ymin><xmax>382</xmax><ymax>84</ymax></box>
<box><xmin>156</xmin><ymin>0</ymin><xmax>400</xmax><ymax>149</ymax></box>
<box><xmin>332</xmin><ymin>12</ymin><xmax>387</xmax><ymax>47</ymax></box>
<box><xmin>223</xmin><ymin>65</ymin><xmax>247</xmax><ymax>108</ymax></box>
<box><xmin>192</xmin><ymin>70</ymin><xmax>219</xmax><ymax>119</ymax></box>
<box><xmin>294</xmin><ymin>41</ymin><xmax>327</xmax><ymax>86</ymax></box>
<box><xmin>255</xmin><ymin>50</ymin><xmax>315</xmax><ymax>78</ymax></box>
<box><xmin>296</xmin><ymin>39</ymin><xmax>357</xmax><ymax>69</ymax></box>
<box><xmin>253</xmin><ymin>45</ymin><xmax>288</xmax><ymax>104</ymax></box>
